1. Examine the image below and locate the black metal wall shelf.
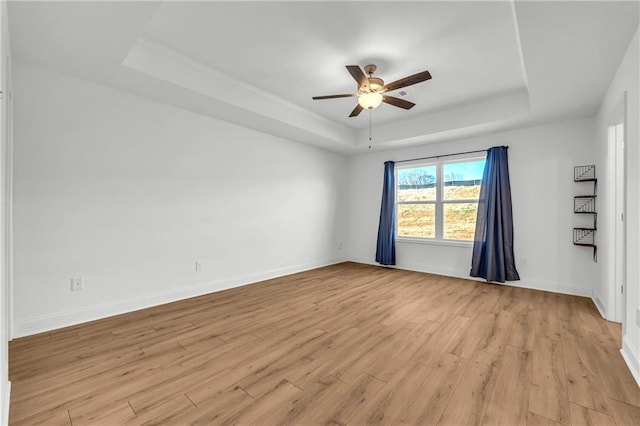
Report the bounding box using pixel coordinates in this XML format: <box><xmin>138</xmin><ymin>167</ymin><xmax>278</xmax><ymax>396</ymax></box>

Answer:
<box><xmin>573</xmin><ymin>165</ymin><xmax>597</xmax><ymax>262</ymax></box>
<box><xmin>574</xmin><ymin>195</ymin><xmax>596</xmax><ymax>213</ymax></box>
<box><xmin>574</xmin><ymin>164</ymin><xmax>596</xmax><ymax>181</ymax></box>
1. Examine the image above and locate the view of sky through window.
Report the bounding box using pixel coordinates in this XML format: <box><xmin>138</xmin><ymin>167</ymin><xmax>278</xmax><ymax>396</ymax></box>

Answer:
<box><xmin>443</xmin><ymin>160</ymin><xmax>485</xmax><ymax>182</ymax></box>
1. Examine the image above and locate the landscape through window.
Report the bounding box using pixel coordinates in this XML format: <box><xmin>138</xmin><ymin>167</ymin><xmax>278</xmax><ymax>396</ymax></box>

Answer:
<box><xmin>396</xmin><ymin>158</ymin><xmax>486</xmax><ymax>241</ymax></box>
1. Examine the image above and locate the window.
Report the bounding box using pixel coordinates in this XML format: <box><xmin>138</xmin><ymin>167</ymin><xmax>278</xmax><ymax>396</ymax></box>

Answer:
<box><xmin>396</xmin><ymin>157</ymin><xmax>486</xmax><ymax>242</ymax></box>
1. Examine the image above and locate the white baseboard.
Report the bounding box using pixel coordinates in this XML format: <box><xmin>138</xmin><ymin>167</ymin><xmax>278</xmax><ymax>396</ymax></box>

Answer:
<box><xmin>13</xmin><ymin>258</ymin><xmax>345</xmax><ymax>338</ymax></box>
<box><xmin>1</xmin><ymin>381</ymin><xmax>10</xmax><ymax>426</ymax></box>
<box><xmin>621</xmin><ymin>335</ymin><xmax>640</xmax><ymax>387</ymax></box>
<box><xmin>494</xmin><ymin>277</ymin><xmax>590</xmax><ymax>297</ymax></box>
<box><xmin>12</xmin><ymin>256</ymin><xmax>595</xmax><ymax>337</ymax></box>
<box><xmin>348</xmin><ymin>257</ymin><xmax>591</xmax><ymax>297</ymax></box>
<box><xmin>591</xmin><ymin>294</ymin><xmax>607</xmax><ymax>319</ymax></box>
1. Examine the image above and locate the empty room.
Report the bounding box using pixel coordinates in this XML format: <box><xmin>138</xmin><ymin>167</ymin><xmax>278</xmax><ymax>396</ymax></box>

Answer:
<box><xmin>1</xmin><ymin>0</ymin><xmax>640</xmax><ymax>425</ymax></box>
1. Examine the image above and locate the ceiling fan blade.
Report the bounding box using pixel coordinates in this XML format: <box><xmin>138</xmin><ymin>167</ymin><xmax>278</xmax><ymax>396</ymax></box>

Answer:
<box><xmin>346</xmin><ymin>65</ymin><xmax>368</xmax><ymax>89</ymax></box>
<box><xmin>383</xmin><ymin>95</ymin><xmax>416</xmax><ymax>110</ymax></box>
<box><xmin>312</xmin><ymin>93</ymin><xmax>356</xmax><ymax>100</ymax></box>
<box><xmin>383</xmin><ymin>70</ymin><xmax>432</xmax><ymax>92</ymax></box>
<box><xmin>349</xmin><ymin>104</ymin><xmax>364</xmax><ymax>117</ymax></box>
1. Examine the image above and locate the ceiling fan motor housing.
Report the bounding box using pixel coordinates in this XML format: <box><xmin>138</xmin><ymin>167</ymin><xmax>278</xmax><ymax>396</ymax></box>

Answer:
<box><xmin>367</xmin><ymin>77</ymin><xmax>384</xmax><ymax>92</ymax></box>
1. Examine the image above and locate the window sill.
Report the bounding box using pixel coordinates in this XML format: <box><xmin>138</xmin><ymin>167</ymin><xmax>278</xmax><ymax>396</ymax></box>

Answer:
<box><xmin>396</xmin><ymin>237</ymin><xmax>474</xmax><ymax>248</ymax></box>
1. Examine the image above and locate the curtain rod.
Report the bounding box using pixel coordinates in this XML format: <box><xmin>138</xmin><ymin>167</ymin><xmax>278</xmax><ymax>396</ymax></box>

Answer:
<box><xmin>394</xmin><ymin>146</ymin><xmax>508</xmax><ymax>164</ymax></box>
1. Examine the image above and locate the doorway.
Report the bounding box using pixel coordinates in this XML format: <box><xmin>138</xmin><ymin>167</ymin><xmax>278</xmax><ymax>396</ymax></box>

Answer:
<box><xmin>608</xmin><ymin>94</ymin><xmax>626</xmax><ymax>326</ymax></box>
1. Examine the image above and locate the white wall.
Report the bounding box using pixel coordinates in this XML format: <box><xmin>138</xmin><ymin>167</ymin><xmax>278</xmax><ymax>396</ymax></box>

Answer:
<box><xmin>0</xmin><ymin>0</ymin><xmax>11</xmax><ymax>422</ymax></box>
<box><xmin>596</xmin><ymin>29</ymin><xmax>640</xmax><ymax>384</ymax></box>
<box><xmin>12</xmin><ymin>61</ymin><xmax>348</xmax><ymax>337</ymax></box>
<box><xmin>346</xmin><ymin>118</ymin><xmax>598</xmax><ymax>297</ymax></box>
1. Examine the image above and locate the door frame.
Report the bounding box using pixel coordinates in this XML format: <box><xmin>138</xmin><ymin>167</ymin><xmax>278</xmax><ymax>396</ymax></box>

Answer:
<box><xmin>608</xmin><ymin>93</ymin><xmax>627</xmax><ymax>325</ymax></box>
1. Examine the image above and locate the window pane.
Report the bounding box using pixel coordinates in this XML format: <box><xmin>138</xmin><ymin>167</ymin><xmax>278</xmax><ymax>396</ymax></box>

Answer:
<box><xmin>443</xmin><ymin>203</ymin><xmax>478</xmax><ymax>240</ymax></box>
<box><xmin>443</xmin><ymin>160</ymin><xmax>485</xmax><ymax>200</ymax></box>
<box><xmin>398</xmin><ymin>204</ymin><xmax>435</xmax><ymax>238</ymax></box>
<box><xmin>397</xmin><ymin>166</ymin><xmax>437</xmax><ymax>202</ymax></box>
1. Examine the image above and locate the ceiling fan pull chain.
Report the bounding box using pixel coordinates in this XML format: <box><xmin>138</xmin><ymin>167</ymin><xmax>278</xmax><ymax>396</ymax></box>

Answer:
<box><xmin>369</xmin><ymin>110</ymin><xmax>373</xmax><ymax>149</ymax></box>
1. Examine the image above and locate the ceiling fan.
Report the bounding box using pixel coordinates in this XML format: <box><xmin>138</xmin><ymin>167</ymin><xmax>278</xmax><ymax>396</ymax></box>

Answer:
<box><xmin>312</xmin><ymin>64</ymin><xmax>432</xmax><ymax>117</ymax></box>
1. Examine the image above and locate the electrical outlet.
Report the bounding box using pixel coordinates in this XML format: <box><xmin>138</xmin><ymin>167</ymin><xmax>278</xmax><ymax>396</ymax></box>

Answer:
<box><xmin>337</xmin><ymin>241</ymin><xmax>343</xmax><ymax>250</ymax></box>
<box><xmin>520</xmin><ymin>258</ymin><xmax>529</xmax><ymax>267</ymax></box>
<box><xmin>195</xmin><ymin>261</ymin><xmax>203</xmax><ymax>272</ymax></box>
<box><xmin>70</xmin><ymin>278</ymin><xmax>83</xmax><ymax>292</ymax></box>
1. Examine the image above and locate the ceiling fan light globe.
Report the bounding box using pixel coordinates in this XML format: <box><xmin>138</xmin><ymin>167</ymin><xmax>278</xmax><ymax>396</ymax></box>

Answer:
<box><xmin>358</xmin><ymin>92</ymin><xmax>383</xmax><ymax>110</ymax></box>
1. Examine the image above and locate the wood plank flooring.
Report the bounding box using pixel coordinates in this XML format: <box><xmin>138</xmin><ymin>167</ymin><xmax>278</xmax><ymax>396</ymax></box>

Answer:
<box><xmin>9</xmin><ymin>262</ymin><xmax>640</xmax><ymax>425</ymax></box>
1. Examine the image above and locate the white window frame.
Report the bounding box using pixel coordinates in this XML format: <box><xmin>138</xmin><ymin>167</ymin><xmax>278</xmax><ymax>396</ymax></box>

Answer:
<box><xmin>395</xmin><ymin>155</ymin><xmax>486</xmax><ymax>246</ymax></box>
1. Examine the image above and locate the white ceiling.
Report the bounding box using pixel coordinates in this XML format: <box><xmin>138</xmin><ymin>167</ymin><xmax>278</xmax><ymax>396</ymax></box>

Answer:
<box><xmin>7</xmin><ymin>1</ymin><xmax>639</xmax><ymax>154</ymax></box>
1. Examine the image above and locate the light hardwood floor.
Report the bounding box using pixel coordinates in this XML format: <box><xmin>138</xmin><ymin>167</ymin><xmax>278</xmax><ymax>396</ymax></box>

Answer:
<box><xmin>9</xmin><ymin>262</ymin><xmax>640</xmax><ymax>425</ymax></box>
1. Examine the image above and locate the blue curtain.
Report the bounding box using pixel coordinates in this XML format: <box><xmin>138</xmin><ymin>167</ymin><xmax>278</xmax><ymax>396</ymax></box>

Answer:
<box><xmin>375</xmin><ymin>161</ymin><xmax>396</xmax><ymax>265</ymax></box>
<box><xmin>471</xmin><ymin>146</ymin><xmax>520</xmax><ymax>282</ymax></box>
